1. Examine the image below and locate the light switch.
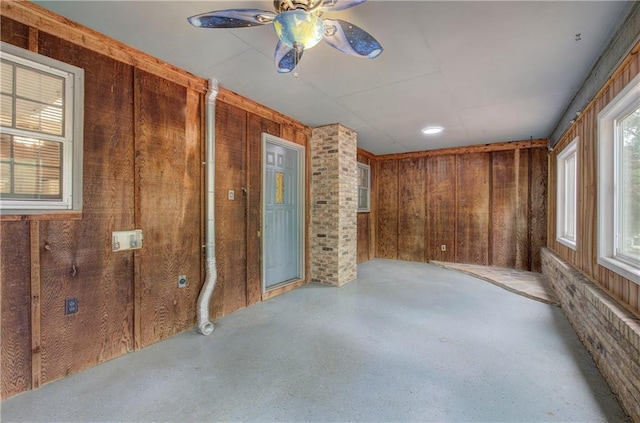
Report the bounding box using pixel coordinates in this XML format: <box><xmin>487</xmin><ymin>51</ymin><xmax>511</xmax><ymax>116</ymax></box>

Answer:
<box><xmin>228</xmin><ymin>190</ymin><xmax>235</xmax><ymax>200</ymax></box>
<box><xmin>112</xmin><ymin>230</ymin><xmax>143</xmax><ymax>252</ymax></box>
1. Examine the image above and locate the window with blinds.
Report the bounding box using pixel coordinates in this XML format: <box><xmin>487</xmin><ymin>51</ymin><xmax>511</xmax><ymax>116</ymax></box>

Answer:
<box><xmin>0</xmin><ymin>44</ymin><xmax>84</xmax><ymax>213</ymax></box>
<box><xmin>357</xmin><ymin>162</ymin><xmax>370</xmax><ymax>212</ymax></box>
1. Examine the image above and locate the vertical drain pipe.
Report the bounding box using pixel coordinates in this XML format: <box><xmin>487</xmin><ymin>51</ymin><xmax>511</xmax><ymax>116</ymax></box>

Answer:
<box><xmin>197</xmin><ymin>79</ymin><xmax>219</xmax><ymax>336</ymax></box>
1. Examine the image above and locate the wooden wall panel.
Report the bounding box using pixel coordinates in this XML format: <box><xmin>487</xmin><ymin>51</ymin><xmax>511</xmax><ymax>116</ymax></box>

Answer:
<box><xmin>293</xmin><ymin>127</ymin><xmax>311</xmax><ymax>283</ymax></box>
<box><xmin>357</xmin><ymin>212</ymin><xmax>370</xmax><ymax>263</ymax></box>
<box><xmin>369</xmin><ymin>159</ymin><xmax>378</xmax><ymax>260</ymax></box>
<box><xmin>356</xmin><ymin>152</ymin><xmax>374</xmax><ymax>263</ymax></box>
<box><xmin>135</xmin><ymin>70</ymin><xmax>202</xmax><ymax>347</ymax></box>
<box><xmin>547</xmin><ymin>39</ymin><xmax>640</xmax><ymax>315</ymax></box>
<box><xmin>377</xmin><ymin>146</ymin><xmax>545</xmax><ymax>269</ymax></box>
<box><xmin>398</xmin><ymin>158</ymin><xmax>425</xmax><ymax>262</ymax></box>
<box><xmin>425</xmin><ymin>155</ymin><xmax>456</xmax><ymax>262</ymax></box>
<box><xmin>529</xmin><ymin>147</ymin><xmax>547</xmax><ymax>272</ymax></box>
<box><xmin>515</xmin><ymin>149</ymin><xmax>531</xmax><ymax>270</ymax></box>
<box><xmin>1</xmin><ymin>10</ymin><xmax>311</xmax><ymax>398</ymax></box>
<box><xmin>579</xmin><ymin>107</ymin><xmax>597</xmax><ymax>277</ymax></box>
<box><xmin>377</xmin><ymin>160</ymin><xmax>399</xmax><ymax>259</ymax></box>
<box><xmin>1</xmin><ymin>15</ymin><xmax>29</xmax><ymax>49</ymax></box>
<box><xmin>370</xmin><ymin>159</ymin><xmax>379</xmax><ymax>260</ymax></box>
<box><xmin>246</xmin><ymin>114</ymin><xmax>280</xmax><ymax>306</ymax></box>
<box><xmin>456</xmin><ymin>153</ymin><xmax>491</xmax><ymax>265</ymax></box>
<box><xmin>0</xmin><ymin>221</ymin><xmax>31</xmax><ymax>398</ymax></box>
<box><xmin>36</xmin><ymin>35</ymin><xmax>135</xmax><ymax>384</ymax></box>
<box><xmin>212</xmin><ymin>102</ymin><xmax>248</xmax><ymax>318</ymax></box>
<box><xmin>490</xmin><ymin>151</ymin><xmax>517</xmax><ymax>267</ymax></box>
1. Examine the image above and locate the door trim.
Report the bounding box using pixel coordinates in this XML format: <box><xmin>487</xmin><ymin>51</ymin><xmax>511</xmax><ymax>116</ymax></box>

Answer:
<box><xmin>261</xmin><ymin>133</ymin><xmax>306</xmax><ymax>293</ymax></box>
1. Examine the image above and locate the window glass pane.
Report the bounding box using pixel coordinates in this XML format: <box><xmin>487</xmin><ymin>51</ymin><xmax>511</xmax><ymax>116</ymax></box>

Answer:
<box><xmin>0</xmin><ymin>94</ymin><xmax>13</xmax><ymax>127</ymax></box>
<box><xmin>361</xmin><ymin>168</ymin><xmax>369</xmax><ymax>188</ymax></box>
<box><xmin>0</xmin><ymin>134</ymin><xmax>12</xmax><ymax>195</ymax></box>
<box><xmin>13</xmin><ymin>136</ymin><xmax>61</xmax><ymax>167</ymax></box>
<box><xmin>13</xmin><ymin>163</ymin><xmax>38</xmax><ymax>195</ymax></box>
<box><xmin>13</xmin><ymin>163</ymin><xmax>61</xmax><ymax>197</ymax></box>
<box><xmin>358</xmin><ymin>187</ymin><xmax>367</xmax><ymax>209</ymax></box>
<box><xmin>0</xmin><ymin>133</ymin><xmax>10</xmax><ymax>160</ymax></box>
<box><xmin>619</xmin><ymin>108</ymin><xmax>640</xmax><ymax>262</ymax></box>
<box><xmin>0</xmin><ymin>162</ymin><xmax>10</xmax><ymax>194</ymax></box>
<box><xmin>0</xmin><ymin>62</ymin><xmax>13</xmax><ymax>94</ymax></box>
<box><xmin>15</xmin><ymin>98</ymin><xmax>63</xmax><ymax>135</ymax></box>
<box><xmin>565</xmin><ymin>154</ymin><xmax>576</xmax><ymax>240</ymax></box>
<box><xmin>16</xmin><ymin>66</ymin><xmax>64</xmax><ymax>106</ymax></box>
<box><xmin>0</xmin><ymin>135</ymin><xmax>62</xmax><ymax>200</ymax></box>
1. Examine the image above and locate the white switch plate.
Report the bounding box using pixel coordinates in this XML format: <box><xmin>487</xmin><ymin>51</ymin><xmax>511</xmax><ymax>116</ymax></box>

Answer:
<box><xmin>228</xmin><ymin>189</ymin><xmax>235</xmax><ymax>200</ymax></box>
<box><xmin>112</xmin><ymin>230</ymin><xmax>143</xmax><ymax>252</ymax></box>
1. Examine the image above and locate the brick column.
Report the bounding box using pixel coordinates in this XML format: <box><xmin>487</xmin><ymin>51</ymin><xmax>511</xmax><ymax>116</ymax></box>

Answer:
<box><xmin>310</xmin><ymin>124</ymin><xmax>357</xmax><ymax>286</ymax></box>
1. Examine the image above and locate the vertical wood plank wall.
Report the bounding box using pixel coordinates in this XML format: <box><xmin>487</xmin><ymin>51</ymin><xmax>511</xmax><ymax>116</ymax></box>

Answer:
<box><xmin>212</xmin><ymin>93</ymin><xmax>310</xmax><ymax>311</ymax></box>
<box><xmin>356</xmin><ymin>150</ymin><xmax>376</xmax><ymax>263</ymax></box>
<box><xmin>363</xmin><ymin>142</ymin><xmax>547</xmax><ymax>271</ymax></box>
<box><xmin>456</xmin><ymin>153</ymin><xmax>491</xmax><ymax>265</ymax></box>
<box><xmin>398</xmin><ymin>158</ymin><xmax>426</xmax><ymax>262</ymax></box>
<box><xmin>426</xmin><ymin>155</ymin><xmax>457</xmax><ymax>262</ymax></box>
<box><xmin>377</xmin><ymin>160</ymin><xmax>400</xmax><ymax>259</ymax></box>
<box><xmin>548</xmin><ymin>41</ymin><xmax>640</xmax><ymax>315</ymax></box>
<box><xmin>0</xmin><ymin>16</ymin><xmax>36</xmax><ymax>398</ymax></box>
<box><xmin>135</xmin><ymin>70</ymin><xmax>203</xmax><ymax>347</ymax></box>
<box><xmin>0</xmin><ymin>3</ymin><xmax>309</xmax><ymax>399</ymax></box>
<box><xmin>36</xmin><ymin>33</ymin><xmax>138</xmax><ymax>384</ymax></box>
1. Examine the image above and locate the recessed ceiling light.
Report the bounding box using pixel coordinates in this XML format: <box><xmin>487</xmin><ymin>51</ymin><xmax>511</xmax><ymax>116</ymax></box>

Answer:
<box><xmin>422</xmin><ymin>126</ymin><xmax>443</xmax><ymax>135</ymax></box>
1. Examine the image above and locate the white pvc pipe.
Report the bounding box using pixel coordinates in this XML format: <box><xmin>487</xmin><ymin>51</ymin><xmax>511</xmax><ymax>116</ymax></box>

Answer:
<box><xmin>197</xmin><ymin>79</ymin><xmax>219</xmax><ymax>336</ymax></box>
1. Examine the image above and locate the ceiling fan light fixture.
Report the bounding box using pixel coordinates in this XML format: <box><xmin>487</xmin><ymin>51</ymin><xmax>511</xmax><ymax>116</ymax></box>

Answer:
<box><xmin>422</xmin><ymin>126</ymin><xmax>444</xmax><ymax>135</ymax></box>
<box><xmin>188</xmin><ymin>0</ymin><xmax>382</xmax><ymax>74</ymax></box>
<box><xmin>273</xmin><ymin>9</ymin><xmax>325</xmax><ymax>50</ymax></box>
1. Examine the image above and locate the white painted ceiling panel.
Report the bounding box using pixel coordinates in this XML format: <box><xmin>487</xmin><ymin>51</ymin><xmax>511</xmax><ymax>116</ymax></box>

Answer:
<box><xmin>459</xmin><ymin>89</ymin><xmax>578</xmax><ymax>143</ymax></box>
<box><xmin>32</xmin><ymin>0</ymin><xmax>632</xmax><ymax>154</ymax></box>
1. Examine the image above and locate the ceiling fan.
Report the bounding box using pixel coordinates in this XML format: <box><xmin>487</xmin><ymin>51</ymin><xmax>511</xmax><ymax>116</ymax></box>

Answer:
<box><xmin>187</xmin><ymin>0</ymin><xmax>383</xmax><ymax>74</ymax></box>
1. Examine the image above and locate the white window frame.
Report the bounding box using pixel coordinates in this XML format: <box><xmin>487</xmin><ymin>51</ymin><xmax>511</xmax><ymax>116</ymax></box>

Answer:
<box><xmin>556</xmin><ymin>137</ymin><xmax>578</xmax><ymax>250</ymax></box>
<box><xmin>598</xmin><ymin>71</ymin><xmax>640</xmax><ymax>284</ymax></box>
<box><xmin>357</xmin><ymin>162</ymin><xmax>370</xmax><ymax>212</ymax></box>
<box><xmin>0</xmin><ymin>43</ymin><xmax>84</xmax><ymax>214</ymax></box>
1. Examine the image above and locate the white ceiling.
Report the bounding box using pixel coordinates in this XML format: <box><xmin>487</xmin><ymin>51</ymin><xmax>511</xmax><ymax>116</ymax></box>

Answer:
<box><xmin>34</xmin><ymin>1</ymin><xmax>631</xmax><ymax>155</ymax></box>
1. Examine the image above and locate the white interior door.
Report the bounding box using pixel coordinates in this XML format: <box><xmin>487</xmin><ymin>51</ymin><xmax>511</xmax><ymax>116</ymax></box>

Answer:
<box><xmin>262</xmin><ymin>134</ymin><xmax>304</xmax><ymax>291</ymax></box>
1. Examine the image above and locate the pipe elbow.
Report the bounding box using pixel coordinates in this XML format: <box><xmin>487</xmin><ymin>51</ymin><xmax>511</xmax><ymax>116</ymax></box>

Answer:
<box><xmin>198</xmin><ymin>321</ymin><xmax>215</xmax><ymax>336</ymax></box>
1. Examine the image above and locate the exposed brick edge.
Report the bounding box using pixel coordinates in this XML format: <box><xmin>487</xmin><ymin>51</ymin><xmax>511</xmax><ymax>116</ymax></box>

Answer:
<box><xmin>541</xmin><ymin>248</ymin><xmax>639</xmax><ymax>421</ymax></box>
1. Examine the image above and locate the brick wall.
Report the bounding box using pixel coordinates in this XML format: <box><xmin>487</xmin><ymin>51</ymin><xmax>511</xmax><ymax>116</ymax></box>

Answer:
<box><xmin>310</xmin><ymin>124</ymin><xmax>357</xmax><ymax>286</ymax></box>
<box><xmin>541</xmin><ymin>248</ymin><xmax>640</xmax><ymax>421</ymax></box>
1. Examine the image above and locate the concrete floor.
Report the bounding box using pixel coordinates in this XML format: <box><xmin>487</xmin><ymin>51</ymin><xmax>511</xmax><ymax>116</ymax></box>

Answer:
<box><xmin>1</xmin><ymin>260</ymin><xmax>629</xmax><ymax>422</ymax></box>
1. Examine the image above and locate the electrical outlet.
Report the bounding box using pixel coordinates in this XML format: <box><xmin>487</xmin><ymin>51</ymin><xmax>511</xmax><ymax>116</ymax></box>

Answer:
<box><xmin>178</xmin><ymin>275</ymin><xmax>187</xmax><ymax>288</ymax></box>
<box><xmin>65</xmin><ymin>298</ymin><xmax>78</xmax><ymax>315</ymax></box>
<box><xmin>441</xmin><ymin>244</ymin><xmax>447</xmax><ymax>252</ymax></box>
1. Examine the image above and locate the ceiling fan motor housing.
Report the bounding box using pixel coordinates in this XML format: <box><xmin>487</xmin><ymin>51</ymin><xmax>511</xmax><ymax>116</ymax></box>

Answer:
<box><xmin>274</xmin><ymin>0</ymin><xmax>324</xmax><ymax>13</ymax></box>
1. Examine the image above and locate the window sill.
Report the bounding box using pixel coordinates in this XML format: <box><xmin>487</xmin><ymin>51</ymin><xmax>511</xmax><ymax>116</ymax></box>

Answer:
<box><xmin>557</xmin><ymin>237</ymin><xmax>577</xmax><ymax>250</ymax></box>
<box><xmin>1</xmin><ymin>212</ymin><xmax>83</xmax><ymax>222</ymax></box>
<box><xmin>598</xmin><ymin>256</ymin><xmax>640</xmax><ymax>285</ymax></box>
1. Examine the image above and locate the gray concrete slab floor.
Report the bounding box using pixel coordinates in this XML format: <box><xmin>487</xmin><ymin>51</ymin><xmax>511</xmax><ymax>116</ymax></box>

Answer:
<box><xmin>0</xmin><ymin>259</ymin><xmax>629</xmax><ymax>422</ymax></box>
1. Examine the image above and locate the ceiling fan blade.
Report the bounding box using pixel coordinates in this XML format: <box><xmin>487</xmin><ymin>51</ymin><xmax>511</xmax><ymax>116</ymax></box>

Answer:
<box><xmin>323</xmin><ymin>19</ymin><xmax>383</xmax><ymax>59</ymax></box>
<box><xmin>274</xmin><ymin>41</ymin><xmax>303</xmax><ymax>73</ymax></box>
<box><xmin>188</xmin><ymin>9</ymin><xmax>275</xmax><ymax>28</ymax></box>
<box><xmin>320</xmin><ymin>0</ymin><xmax>367</xmax><ymax>12</ymax></box>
